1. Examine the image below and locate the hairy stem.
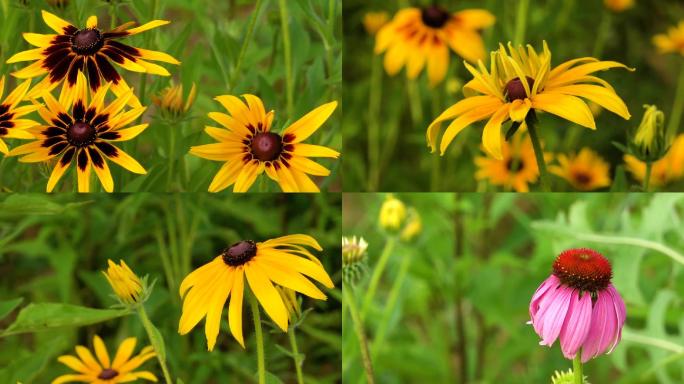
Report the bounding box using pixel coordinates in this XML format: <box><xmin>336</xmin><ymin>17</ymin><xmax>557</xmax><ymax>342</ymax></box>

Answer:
<box><xmin>137</xmin><ymin>305</ymin><xmax>173</xmax><ymax>384</ymax></box>
<box><xmin>343</xmin><ymin>286</ymin><xmax>374</xmax><ymax>384</ymax></box>
<box><xmin>573</xmin><ymin>351</ymin><xmax>583</xmax><ymax>384</ymax></box>
<box><xmin>249</xmin><ymin>294</ymin><xmax>266</xmax><ymax>384</ymax></box>
<box><xmin>288</xmin><ymin>328</ymin><xmax>305</xmax><ymax>384</ymax></box>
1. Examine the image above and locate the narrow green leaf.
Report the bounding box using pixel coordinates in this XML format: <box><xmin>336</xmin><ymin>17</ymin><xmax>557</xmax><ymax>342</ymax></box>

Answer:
<box><xmin>0</xmin><ymin>298</ymin><xmax>23</xmax><ymax>321</ymax></box>
<box><xmin>148</xmin><ymin>321</ymin><xmax>167</xmax><ymax>362</ymax></box>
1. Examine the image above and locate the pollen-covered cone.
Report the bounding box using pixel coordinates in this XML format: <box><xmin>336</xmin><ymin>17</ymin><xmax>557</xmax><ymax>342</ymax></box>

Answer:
<box><xmin>103</xmin><ymin>259</ymin><xmax>143</xmax><ymax>304</ymax></box>
<box><xmin>178</xmin><ymin>234</ymin><xmax>334</xmax><ymax>350</ymax></box>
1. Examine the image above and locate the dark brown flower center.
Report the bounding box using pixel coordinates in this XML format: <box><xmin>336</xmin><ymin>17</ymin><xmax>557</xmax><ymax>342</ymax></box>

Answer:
<box><xmin>71</xmin><ymin>28</ymin><xmax>104</xmax><ymax>55</ymax></box>
<box><xmin>552</xmin><ymin>248</ymin><xmax>612</xmax><ymax>292</ymax></box>
<box><xmin>573</xmin><ymin>171</ymin><xmax>593</xmax><ymax>186</ymax></box>
<box><xmin>66</xmin><ymin>121</ymin><xmax>96</xmax><ymax>147</ymax></box>
<box><xmin>421</xmin><ymin>5</ymin><xmax>450</xmax><ymax>28</ymax></box>
<box><xmin>222</xmin><ymin>240</ymin><xmax>257</xmax><ymax>266</ymax></box>
<box><xmin>505</xmin><ymin>158</ymin><xmax>525</xmax><ymax>172</ymax></box>
<box><xmin>505</xmin><ymin>76</ymin><xmax>535</xmax><ymax>101</ymax></box>
<box><xmin>97</xmin><ymin>369</ymin><xmax>119</xmax><ymax>380</ymax></box>
<box><xmin>250</xmin><ymin>132</ymin><xmax>283</xmax><ymax>161</ymax></box>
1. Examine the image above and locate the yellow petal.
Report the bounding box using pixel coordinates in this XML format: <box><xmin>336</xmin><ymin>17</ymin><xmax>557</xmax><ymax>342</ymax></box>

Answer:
<box><xmin>206</xmin><ymin>269</ymin><xmax>234</xmax><ymax>351</ymax></box>
<box><xmin>76</xmin><ymin>150</ymin><xmax>91</xmax><ymax>193</ymax></box>
<box><xmin>233</xmin><ymin>161</ymin><xmax>263</xmax><ymax>193</ymax></box>
<box><xmin>282</xmin><ymin>101</ymin><xmax>337</xmax><ymax>143</ymax></box>
<box><xmin>259</xmin><ymin>259</ymin><xmax>326</xmax><ymax>300</ymax></box>
<box><xmin>109</xmin><ymin>124</ymin><xmax>148</xmax><ymax>141</ymax></box>
<box><xmin>208</xmin><ymin>161</ymin><xmax>242</xmax><ymax>193</ymax></box>
<box><xmin>86</xmin><ymin>15</ymin><xmax>98</xmax><ymax>29</ymax></box>
<box><xmin>482</xmin><ymin>105</ymin><xmax>511</xmax><ymax>160</ymax></box>
<box><xmin>532</xmin><ymin>92</ymin><xmax>596</xmax><ymax>129</ymax></box>
<box><xmin>546</xmin><ymin>84</ymin><xmax>631</xmax><ymax>120</ymax></box>
<box><xmin>427</xmin><ymin>42</ymin><xmax>449</xmax><ymax>86</ymax></box>
<box><xmin>51</xmin><ymin>374</ymin><xmax>91</xmax><ymax>384</ymax></box>
<box><xmin>42</xmin><ymin>10</ymin><xmax>73</xmax><ymax>34</ymax></box>
<box><xmin>262</xmin><ymin>234</ymin><xmax>322</xmax><ymax>250</ymax></box>
<box><xmin>453</xmin><ymin>9</ymin><xmax>496</xmax><ymax>29</ymax></box>
<box><xmin>137</xmin><ymin>48</ymin><xmax>181</xmax><ymax>64</ymax></box>
<box><xmin>509</xmin><ymin>99</ymin><xmax>531</xmax><ymax>122</ymax></box>
<box><xmin>288</xmin><ymin>156</ymin><xmax>330</xmax><ymax>176</ymax></box>
<box><xmin>103</xmin><ymin>144</ymin><xmax>147</xmax><ymax>174</ymax></box>
<box><xmin>126</xmin><ymin>20</ymin><xmax>170</xmax><ymax>35</ymax></box>
<box><xmin>23</xmin><ymin>33</ymin><xmax>56</xmax><ymax>47</ymax></box>
<box><xmin>93</xmin><ymin>335</ymin><xmax>111</xmax><ymax>368</ymax></box>
<box><xmin>178</xmin><ymin>262</ymin><xmax>226</xmax><ymax>335</ymax></box>
<box><xmin>111</xmin><ymin>337</ymin><xmax>136</xmax><ymax>370</ymax></box>
<box><xmin>228</xmin><ymin>267</ymin><xmax>245</xmax><ymax>348</ymax></box>
<box><xmin>91</xmin><ymin>150</ymin><xmax>114</xmax><ymax>193</ymax></box>
<box><xmin>274</xmin><ymin>163</ymin><xmax>299</xmax><ymax>192</ymax></box>
<box><xmin>7</xmin><ymin>48</ymin><xmax>45</xmax><ymax>63</ymax></box>
<box><xmin>291</xmin><ymin>143</ymin><xmax>339</xmax><ymax>158</ymax></box>
<box><xmin>74</xmin><ymin>346</ymin><xmax>102</xmax><ymax>372</ymax></box>
<box><xmin>47</xmin><ymin>154</ymin><xmax>73</xmax><ymax>193</ymax></box>
<box><xmin>440</xmin><ymin>104</ymin><xmax>500</xmax><ymax>155</ymax></box>
<box><xmin>57</xmin><ymin>355</ymin><xmax>90</xmax><ymax>373</ymax></box>
<box><xmin>259</xmin><ymin>252</ymin><xmax>333</xmax><ymax>288</ymax></box>
<box><xmin>447</xmin><ymin>29</ymin><xmax>485</xmax><ymax>63</ymax></box>
<box><xmin>290</xmin><ymin>169</ymin><xmax>321</xmax><ymax>192</ymax></box>
<box><xmin>244</xmin><ymin>262</ymin><xmax>289</xmax><ymax>332</ymax></box>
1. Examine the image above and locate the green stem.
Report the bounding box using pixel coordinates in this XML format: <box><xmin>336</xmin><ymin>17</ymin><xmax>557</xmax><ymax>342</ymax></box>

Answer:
<box><xmin>526</xmin><ymin>114</ymin><xmax>550</xmax><ymax>191</ymax></box>
<box><xmin>430</xmin><ymin>88</ymin><xmax>442</xmax><ymax>191</ymax></box>
<box><xmin>343</xmin><ymin>286</ymin><xmax>375</xmax><ymax>384</ymax></box>
<box><xmin>278</xmin><ymin>0</ymin><xmax>294</xmax><ymax>117</ymax></box>
<box><xmin>167</xmin><ymin>122</ymin><xmax>176</xmax><ymax>190</ymax></box>
<box><xmin>368</xmin><ymin>54</ymin><xmax>382</xmax><ymax>191</ymax></box>
<box><xmin>109</xmin><ymin>3</ymin><xmax>117</xmax><ymax>29</ymax></box>
<box><xmin>361</xmin><ymin>237</ymin><xmax>396</xmax><ymax>318</ymax></box>
<box><xmin>288</xmin><ymin>328</ymin><xmax>305</xmax><ymax>384</ymax></box>
<box><xmin>230</xmin><ymin>0</ymin><xmax>263</xmax><ymax>91</ymax></box>
<box><xmin>592</xmin><ymin>10</ymin><xmax>611</xmax><ymax>58</ymax></box>
<box><xmin>666</xmin><ymin>63</ymin><xmax>684</xmax><ymax>141</ymax></box>
<box><xmin>513</xmin><ymin>0</ymin><xmax>530</xmax><ymax>45</ymax></box>
<box><xmin>137</xmin><ymin>305</ymin><xmax>173</xmax><ymax>384</ymax></box>
<box><xmin>406</xmin><ymin>80</ymin><xmax>423</xmax><ymax>126</ymax></box>
<box><xmin>573</xmin><ymin>351</ymin><xmax>583</xmax><ymax>384</ymax></box>
<box><xmin>643</xmin><ymin>161</ymin><xmax>652</xmax><ymax>191</ymax></box>
<box><xmin>249</xmin><ymin>294</ymin><xmax>266</xmax><ymax>384</ymax></box>
<box><xmin>325</xmin><ymin>0</ymin><xmax>336</xmax><ymax>99</ymax></box>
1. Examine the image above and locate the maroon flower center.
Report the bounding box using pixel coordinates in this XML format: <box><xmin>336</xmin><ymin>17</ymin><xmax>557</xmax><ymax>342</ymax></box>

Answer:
<box><xmin>250</xmin><ymin>132</ymin><xmax>283</xmax><ymax>161</ymax></box>
<box><xmin>66</xmin><ymin>121</ymin><xmax>96</xmax><ymax>147</ymax></box>
<box><xmin>421</xmin><ymin>5</ymin><xmax>450</xmax><ymax>28</ymax></box>
<box><xmin>222</xmin><ymin>240</ymin><xmax>257</xmax><ymax>266</ymax></box>
<box><xmin>505</xmin><ymin>76</ymin><xmax>535</xmax><ymax>101</ymax></box>
<box><xmin>71</xmin><ymin>28</ymin><xmax>104</xmax><ymax>55</ymax></box>
<box><xmin>97</xmin><ymin>369</ymin><xmax>119</xmax><ymax>380</ymax></box>
<box><xmin>505</xmin><ymin>158</ymin><xmax>525</xmax><ymax>172</ymax></box>
<box><xmin>552</xmin><ymin>248</ymin><xmax>612</xmax><ymax>292</ymax></box>
<box><xmin>573</xmin><ymin>172</ymin><xmax>593</xmax><ymax>186</ymax></box>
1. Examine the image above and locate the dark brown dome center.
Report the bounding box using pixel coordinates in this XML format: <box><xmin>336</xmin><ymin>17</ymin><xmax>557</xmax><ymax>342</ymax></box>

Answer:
<box><xmin>71</xmin><ymin>28</ymin><xmax>104</xmax><ymax>55</ymax></box>
<box><xmin>97</xmin><ymin>369</ymin><xmax>118</xmax><ymax>380</ymax></box>
<box><xmin>573</xmin><ymin>171</ymin><xmax>593</xmax><ymax>186</ymax></box>
<box><xmin>421</xmin><ymin>5</ymin><xmax>450</xmax><ymax>28</ymax></box>
<box><xmin>250</xmin><ymin>132</ymin><xmax>283</xmax><ymax>161</ymax></box>
<box><xmin>222</xmin><ymin>240</ymin><xmax>257</xmax><ymax>266</ymax></box>
<box><xmin>66</xmin><ymin>121</ymin><xmax>96</xmax><ymax>147</ymax></box>
<box><xmin>505</xmin><ymin>76</ymin><xmax>535</xmax><ymax>101</ymax></box>
<box><xmin>505</xmin><ymin>158</ymin><xmax>525</xmax><ymax>172</ymax></box>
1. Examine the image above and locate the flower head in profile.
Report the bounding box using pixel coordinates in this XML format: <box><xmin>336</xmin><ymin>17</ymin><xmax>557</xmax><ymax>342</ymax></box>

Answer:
<box><xmin>363</xmin><ymin>12</ymin><xmax>389</xmax><ymax>35</ymax></box>
<box><xmin>8</xmin><ymin>72</ymin><xmax>148</xmax><ymax>192</ymax></box>
<box><xmin>603</xmin><ymin>0</ymin><xmax>634</xmax><ymax>13</ymax></box>
<box><xmin>103</xmin><ymin>259</ymin><xmax>143</xmax><ymax>305</ymax></box>
<box><xmin>8</xmin><ymin>10</ymin><xmax>179</xmax><ymax>104</ymax></box>
<box><xmin>474</xmin><ymin>133</ymin><xmax>540</xmax><ymax>192</ymax></box>
<box><xmin>152</xmin><ymin>82</ymin><xmax>197</xmax><ymax>120</ymax></box>
<box><xmin>342</xmin><ymin>236</ymin><xmax>369</xmax><ymax>285</ymax></box>
<box><xmin>549</xmin><ymin>148</ymin><xmax>611</xmax><ymax>191</ymax></box>
<box><xmin>653</xmin><ymin>21</ymin><xmax>684</xmax><ymax>56</ymax></box>
<box><xmin>52</xmin><ymin>335</ymin><xmax>156</xmax><ymax>384</ymax></box>
<box><xmin>400</xmin><ymin>208</ymin><xmax>422</xmax><ymax>243</ymax></box>
<box><xmin>375</xmin><ymin>6</ymin><xmax>495</xmax><ymax>86</ymax></box>
<box><xmin>0</xmin><ymin>77</ymin><xmax>40</xmax><ymax>154</ymax></box>
<box><xmin>625</xmin><ymin>134</ymin><xmax>684</xmax><ymax>187</ymax></box>
<box><xmin>428</xmin><ymin>42</ymin><xmax>632</xmax><ymax>159</ymax></box>
<box><xmin>190</xmin><ymin>95</ymin><xmax>339</xmax><ymax>193</ymax></box>
<box><xmin>379</xmin><ymin>194</ymin><xmax>406</xmax><ymax>231</ymax></box>
<box><xmin>178</xmin><ymin>235</ymin><xmax>334</xmax><ymax>350</ymax></box>
<box><xmin>529</xmin><ymin>248</ymin><xmax>626</xmax><ymax>363</ymax></box>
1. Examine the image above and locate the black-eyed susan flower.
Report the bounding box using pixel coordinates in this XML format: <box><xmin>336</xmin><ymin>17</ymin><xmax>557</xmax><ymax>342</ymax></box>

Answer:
<box><xmin>152</xmin><ymin>82</ymin><xmax>197</xmax><ymax>119</ymax></box>
<box><xmin>190</xmin><ymin>95</ymin><xmax>339</xmax><ymax>193</ymax></box>
<box><xmin>363</xmin><ymin>12</ymin><xmax>389</xmax><ymax>36</ymax></box>
<box><xmin>8</xmin><ymin>72</ymin><xmax>148</xmax><ymax>192</ymax></box>
<box><xmin>7</xmin><ymin>10</ymin><xmax>179</xmax><ymax>103</ymax></box>
<box><xmin>549</xmin><ymin>148</ymin><xmax>611</xmax><ymax>191</ymax></box>
<box><xmin>625</xmin><ymin>134</ymin><xmax>684</xmax><ymax>187</ymax></box>
<box><xmin>604</xmin><ymin>0</ymin><xmax>634</xmax><ymax>13</ymax></box>
<box><xmin>178</xmin><ymin>234</ymin><xmax>334</xmax><ymax>350</ymax></box>
<box><xmin>375</xmin><ymin>6</ymin><xmax>495</xmax><ymax>86</ymax></box>
<box><xmin>474</xmin><ymin>133</ymin><xmax>540</xmax><ymax>192</ymax></box>
<box><xmin>52</xmin><ymin>335</ymin><xmax>156</xmax><ymax>384</ymax></box>
<box><xmin>378</xmin><ymin>194</ymin><xmax>406</xmax><ymax>231</ymax></box>
<box><xmin>653</xmin><ymin>21</ymin><xmax>684</xmax><ymax>56</ymax></box>
<box><xmin>428</xmin><ymin>42</ymin><xmax>632</xmax><ymax>159</ymax></box>
<box><xmin>0</xmin><ymin>77</ymin><xmax>40</xmax><ymax>154</ymax></box>
<box><xmin>400</xmin><ymin>208</ymin><xmax>422</xmax><ymax>243</ymax></box>
<box><xmin>103</xmin><ymin>259</ymin><xmax>143</xmax><ymax>305</ymax></box>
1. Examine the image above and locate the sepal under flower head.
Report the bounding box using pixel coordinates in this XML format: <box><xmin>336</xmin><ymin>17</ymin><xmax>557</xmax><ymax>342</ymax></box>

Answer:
<box><xmin>342</xmin><ymin>236</ymin><xmax>369</xmax><ymax>285</ymax></box>
<box><xmin>551</xmin><ymin>369</ymin><xmax>590</xmax><ymax>384</ymax></box>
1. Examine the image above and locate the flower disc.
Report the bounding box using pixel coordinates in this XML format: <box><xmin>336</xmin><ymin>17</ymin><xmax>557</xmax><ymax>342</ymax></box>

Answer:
<box><xmin>552</xmin><ymin>248</ymin><xmax>612</xmax><ymax>292</ymax></box>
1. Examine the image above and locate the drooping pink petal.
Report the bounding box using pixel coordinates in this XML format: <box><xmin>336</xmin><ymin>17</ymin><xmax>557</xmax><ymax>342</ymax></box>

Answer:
<box><xmin>580</xmin><ymin>290</ymin><xmax>613</xmax><ymax>362</ymax></box>
<box><xmin>537</xmin><ymin>285</ymin><xmax>574</xmax><ymax>347</ymax></box>
<box><xmin>529</xmin><ymin>275</ymin><xmax>560</xmax><ymax>320</ymax></box>
<box><xmin>558</xmin><ymin>290</ymin><xmax>592</xmax><ymax>359</ymax></box>
<box><xmin>606</xmin><ymin>284</ymin><xmax>627</xmax><ymax>353</ymax></box>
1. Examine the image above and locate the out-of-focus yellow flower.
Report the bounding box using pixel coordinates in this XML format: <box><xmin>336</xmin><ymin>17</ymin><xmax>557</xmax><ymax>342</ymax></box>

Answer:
<box><xmin>400</xmin><ymin>209</ymin><xmax>422</xmax><ymax>243</ymax></box>
<box><xmin>153</xmin><ymin>82</ymin><xmax>197</xmax><ymax>119</ymax></box>
<box><xmin>549</xmin><ymin>148</ymin><xmax>611</xmax><ymax>191</ymax></box>
<box><xmin>103</xmin><ymin>260</ymin><xmax>143</xmax><ymax>305</ymax></box>
<box><xmin>604</xmin><ymin>0</ymin><xmax>634</xmax><ymax>12</ymax></box>
<box><xmin>633</xmin><ymin>105</ymin><xmax>666</xmax><ymax>157</ymax></box>
<box><xmin>653</xmin><ymin>21</ymin><xmax>684</xmax><ymax>56</ymax></box>
<box><xmin>625</xmin><ymin>134</ymin><xmax>684</xmax><ymax>187</ymax></box>
<box><xmin>379</xmin><ymin>194</ymin><xmax>406</xmax><ymax>231</ymax></box>
<box><xmin>363</xmin><ymin>12</ymin><xmax>389</xmax><ymax>35</ymax></box>
<box><xmin>474</xmin><ymin>134</ymin><xmax>541</xmax><ymax>192</ymax></box>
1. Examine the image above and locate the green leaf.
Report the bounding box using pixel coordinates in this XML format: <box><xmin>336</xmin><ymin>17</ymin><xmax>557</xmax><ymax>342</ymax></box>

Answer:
<box><xmin>148</xmin><ymin>320</ymin><xmax>167</xmax><ymax>362</ymax></box>
<box><xmin>0</xmin><ymin>333</ymin><xmax>68</xmax><ymax>384</ymax></box>
<box><xmin>1</xmin><ymin>303</ymin><xmax>130</xmax><ymax>337</ymax></box>
<box><xmin>0</xmin><ymin>195</ymin><xmax>91</xmax><ymax>218</ymax></box>
<box><xmin>0</xmin><ymin>298</ymin><xmax>23</xmax><ymax>321</ymax></box>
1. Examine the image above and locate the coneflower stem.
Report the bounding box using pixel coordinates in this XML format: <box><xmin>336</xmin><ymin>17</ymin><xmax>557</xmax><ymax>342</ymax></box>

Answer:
<box><xmin>343</xmin><ymin>285</ymin><xmax>375</xmax><ymax>384</ymax></box>
<box><xmin>573</xmin><ymin>352</ymin><xmax>583</xmax><ymax>384</ymax></box>
<box><xmin>368</xmin><ymin>54</ymin><xmax>382</xmax><ymax>191</ymax></box>
<box><xmin>279</xmin><ymin>0</ymin><xmax>294</xmax><ymax>117</ymax></box>
<box><xmin>643</xmin><ymin>161</ymin><xmax>652</xmax><ymax>191</ymax></box>
<box><xmin>249</xmin><ymin>294</ymin><xmax>266</xmax><ymax>384</ymax></box>
<box><xmin>288</xmin><ymin>328</ymin><xmax>305</xmax><ymax>384</ymax></box>
<box><xmin>666</xmin><ymin>63</ymin><xmax>684</xmax><ymax>141</ymax></box>
<box><xmin>137</xmin><ymin>305</ymin><xmax>173</xmax><ymax>384</ymax></box>
<box><xmin>231</xmin><ymin>0</ymin><xmax>263</xmax><ymax>91</ymax></box>
<box><xmin>525</xmin><ymin>114</ymin><xmax>550</xmax><ymax>191</ymax></box>
<box><xmin>361</xmin><ymin>237</ymin><xmax>396</xmax><ymax>318</ymax></box>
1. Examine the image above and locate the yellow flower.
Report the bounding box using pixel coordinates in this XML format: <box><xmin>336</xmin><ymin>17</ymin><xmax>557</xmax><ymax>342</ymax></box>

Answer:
<box><xmin>0</xmin><ymin>77</ymin><xmax>40</xmax><ymax>154</ymax></box>
<box><xmin>428</xmin><ymin>41</ymin><xmax>633</xmax><ymax>159</ymax></box>
<box><xmin>625</xmin><ymin>134</ymin><xmax>684</xmax><ymax>187</ymax></box>
<box><xmin>633</xmin><ymin>104</ymin><xmax>665</xmax><ymax>155</ymax></box>
<box><xmin>400</xmin><ymin>209</ymin><xmax>422</xmax><ymax>242</ymax></box>
<box><xmin>549</xmin><ymin>148</ymin><xmax>611</xmax><ymax>190</ymax></box>
<box><xmin>604</xmin><ymin>0</ymin><xmax>634</xmax><ymax>12</ymax></box>
<box><xmin>363</xmin><ymin>12</ymin><xmax>389</xmax><ymax>35</ymax></box>
<box><xmin>8</xmin><ymin>72</ymin><xmax>148</xmax><ymax>193</ymax></box>
<box><xmin>178</xmin><ymin>234</ymin><xmax>334</xmax><ymax>350</ymax></box>
<box><xmin>653</xmin><ymin>21</ymin><xmax>684</xmax><ymax>56</ymax></box>
<box><xmin>375</xmin><ymin>6</ymin><xmax>495</xmax><ymax>86</ymax></box>
<box><xmin>474</xmin><ymin>133</ymin><xmax>540</xmax><ymax>192</ymax></box>
<box><xmin>152</xmin><ymin>82</ymin><xmax>197</xmax><ymax>119</ymax></box>
<box><xmin>379</xmin><ymin>194</ymin><xmax>406</xmax><ymax>231</ymax></box>
<box><xmin>103</xmin><ymin>259</ymin><xmax>143</xmax><ymax>305</ymax></box>
<box><xmin>7</xmin><ymin>10</ymin><xmax>179</xmax><ymax>105</ymax></box>
<box><xmin>52</xmin><ymin>335</ymin><xmax>157</xmax><ymax>384</ymax></box>
<box><xmin>189</xmin><ymin>95</ymin><xmax>339</xmax><ymax>193</ymax></box>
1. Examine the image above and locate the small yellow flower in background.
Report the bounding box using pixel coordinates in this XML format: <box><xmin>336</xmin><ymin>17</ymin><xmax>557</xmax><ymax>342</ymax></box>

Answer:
<box><xmin>178</xmin><ymin>234</ymin><xmax>334</xmax><ymax>350</ymax></box>
<box><xmin>363</xmin><ymin>12</ymin><xmax>389</xmax><ymax>35</ymax></box>
<box><xmin>375</xmin><ymin>6</ymin><xmax>495</xmax><ymax>86</ymax></box>
<box><xmin>653</xmin><ymin>21</ymin><xmax>684</xmax><ymax>56</ymax></box>
<box><xmin>625</xmin><ymin>134</ymin><xmax>684</xmax><ymax>187</ymax></box>
<box><xmin>400</xmin><ymin>208</ymin><xmax>422</xmax><ymax>243</ymax></box>
<box><xmin>152</xmin><ymin>82</ymin><xmax>197</xmax><ymax>119</ymax></box>
<box><xmin>604</xmin><ymin>0</ymin><xmax>634</xmax><ymax>13</ymax></box>
<box><xmin>474</xmin><ymin>134</ymin><xmax>540</xmax><ymax>192</ymax></box>
<box><xmin>52</xmin><ymin>335</ymin><xmax>157</xmax><ymax>384</ymax></box>
<box><xmin>0</xmin><ymin>77</ymin><xmax>39</xmax><ymax>154</ymax></box>
<box><xmin>103</xmin><ymin>259</ymin><xmax>143</xmax><ymax>305</ymax></box>
<box><xmin>190</xmin><ymin>95</ymin><xmax>339</xmax><ymax>193</ymax></box>
<box><xmin>549</xmin><ymin>148</ymin><xmax>611</xmax><ymax>191</ymax></box>
<box><xmin>379</xmin><ymin>194</ymin><xmax>406</xmax><ymax>231</ymax></box>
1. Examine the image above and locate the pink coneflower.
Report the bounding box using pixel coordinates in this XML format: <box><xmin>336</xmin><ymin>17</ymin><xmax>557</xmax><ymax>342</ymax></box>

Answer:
<box><xmin>529</xmin><ymin>248</ymin><xmax>626</xmax><ymax>362</ymax></box>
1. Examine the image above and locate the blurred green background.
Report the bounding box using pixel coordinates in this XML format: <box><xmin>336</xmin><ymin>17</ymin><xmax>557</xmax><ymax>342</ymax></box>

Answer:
<box><xmin>342</xmin><ymin>193</ymin><xmax>684</xmax><ymax>383</ymax></box>
<box><xmin>342</xmin><ymin>0</ymin><xmax>684</xmax><ymax>192</ymax></box>
<box><xmin>0</xmin><ymin>193</ymin><xmax>341</xmax><ymax>383</ymax></box>
<box><xmin>0</xmin><ymin>0</ymin><xmax>341</xmax><ymax>192</ymax></box>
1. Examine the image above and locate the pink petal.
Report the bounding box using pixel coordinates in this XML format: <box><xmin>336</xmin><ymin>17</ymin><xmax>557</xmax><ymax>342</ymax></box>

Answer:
<box><xmin>559</xmin><ymin>290</ymin><xmax>592</xmax><ymax>359</ymax></box>
<box><xmin>580</xmin><ymin>290</ymin><xmax>614</xmax><ymax>362</ymax></box>
<box><xmin>606</xmin><ymin>284</ymin><xmax>627</xmax><ymax>353</ymax></box>
<box><xmin>529</xmin><ymin>275</ymin><xmax>560</xmax><ymax>320</ymax></box>
<box><xmin>537</xmin><ymin>285</ymin><xmax>574</xmax><ymax>347</ymax></box>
